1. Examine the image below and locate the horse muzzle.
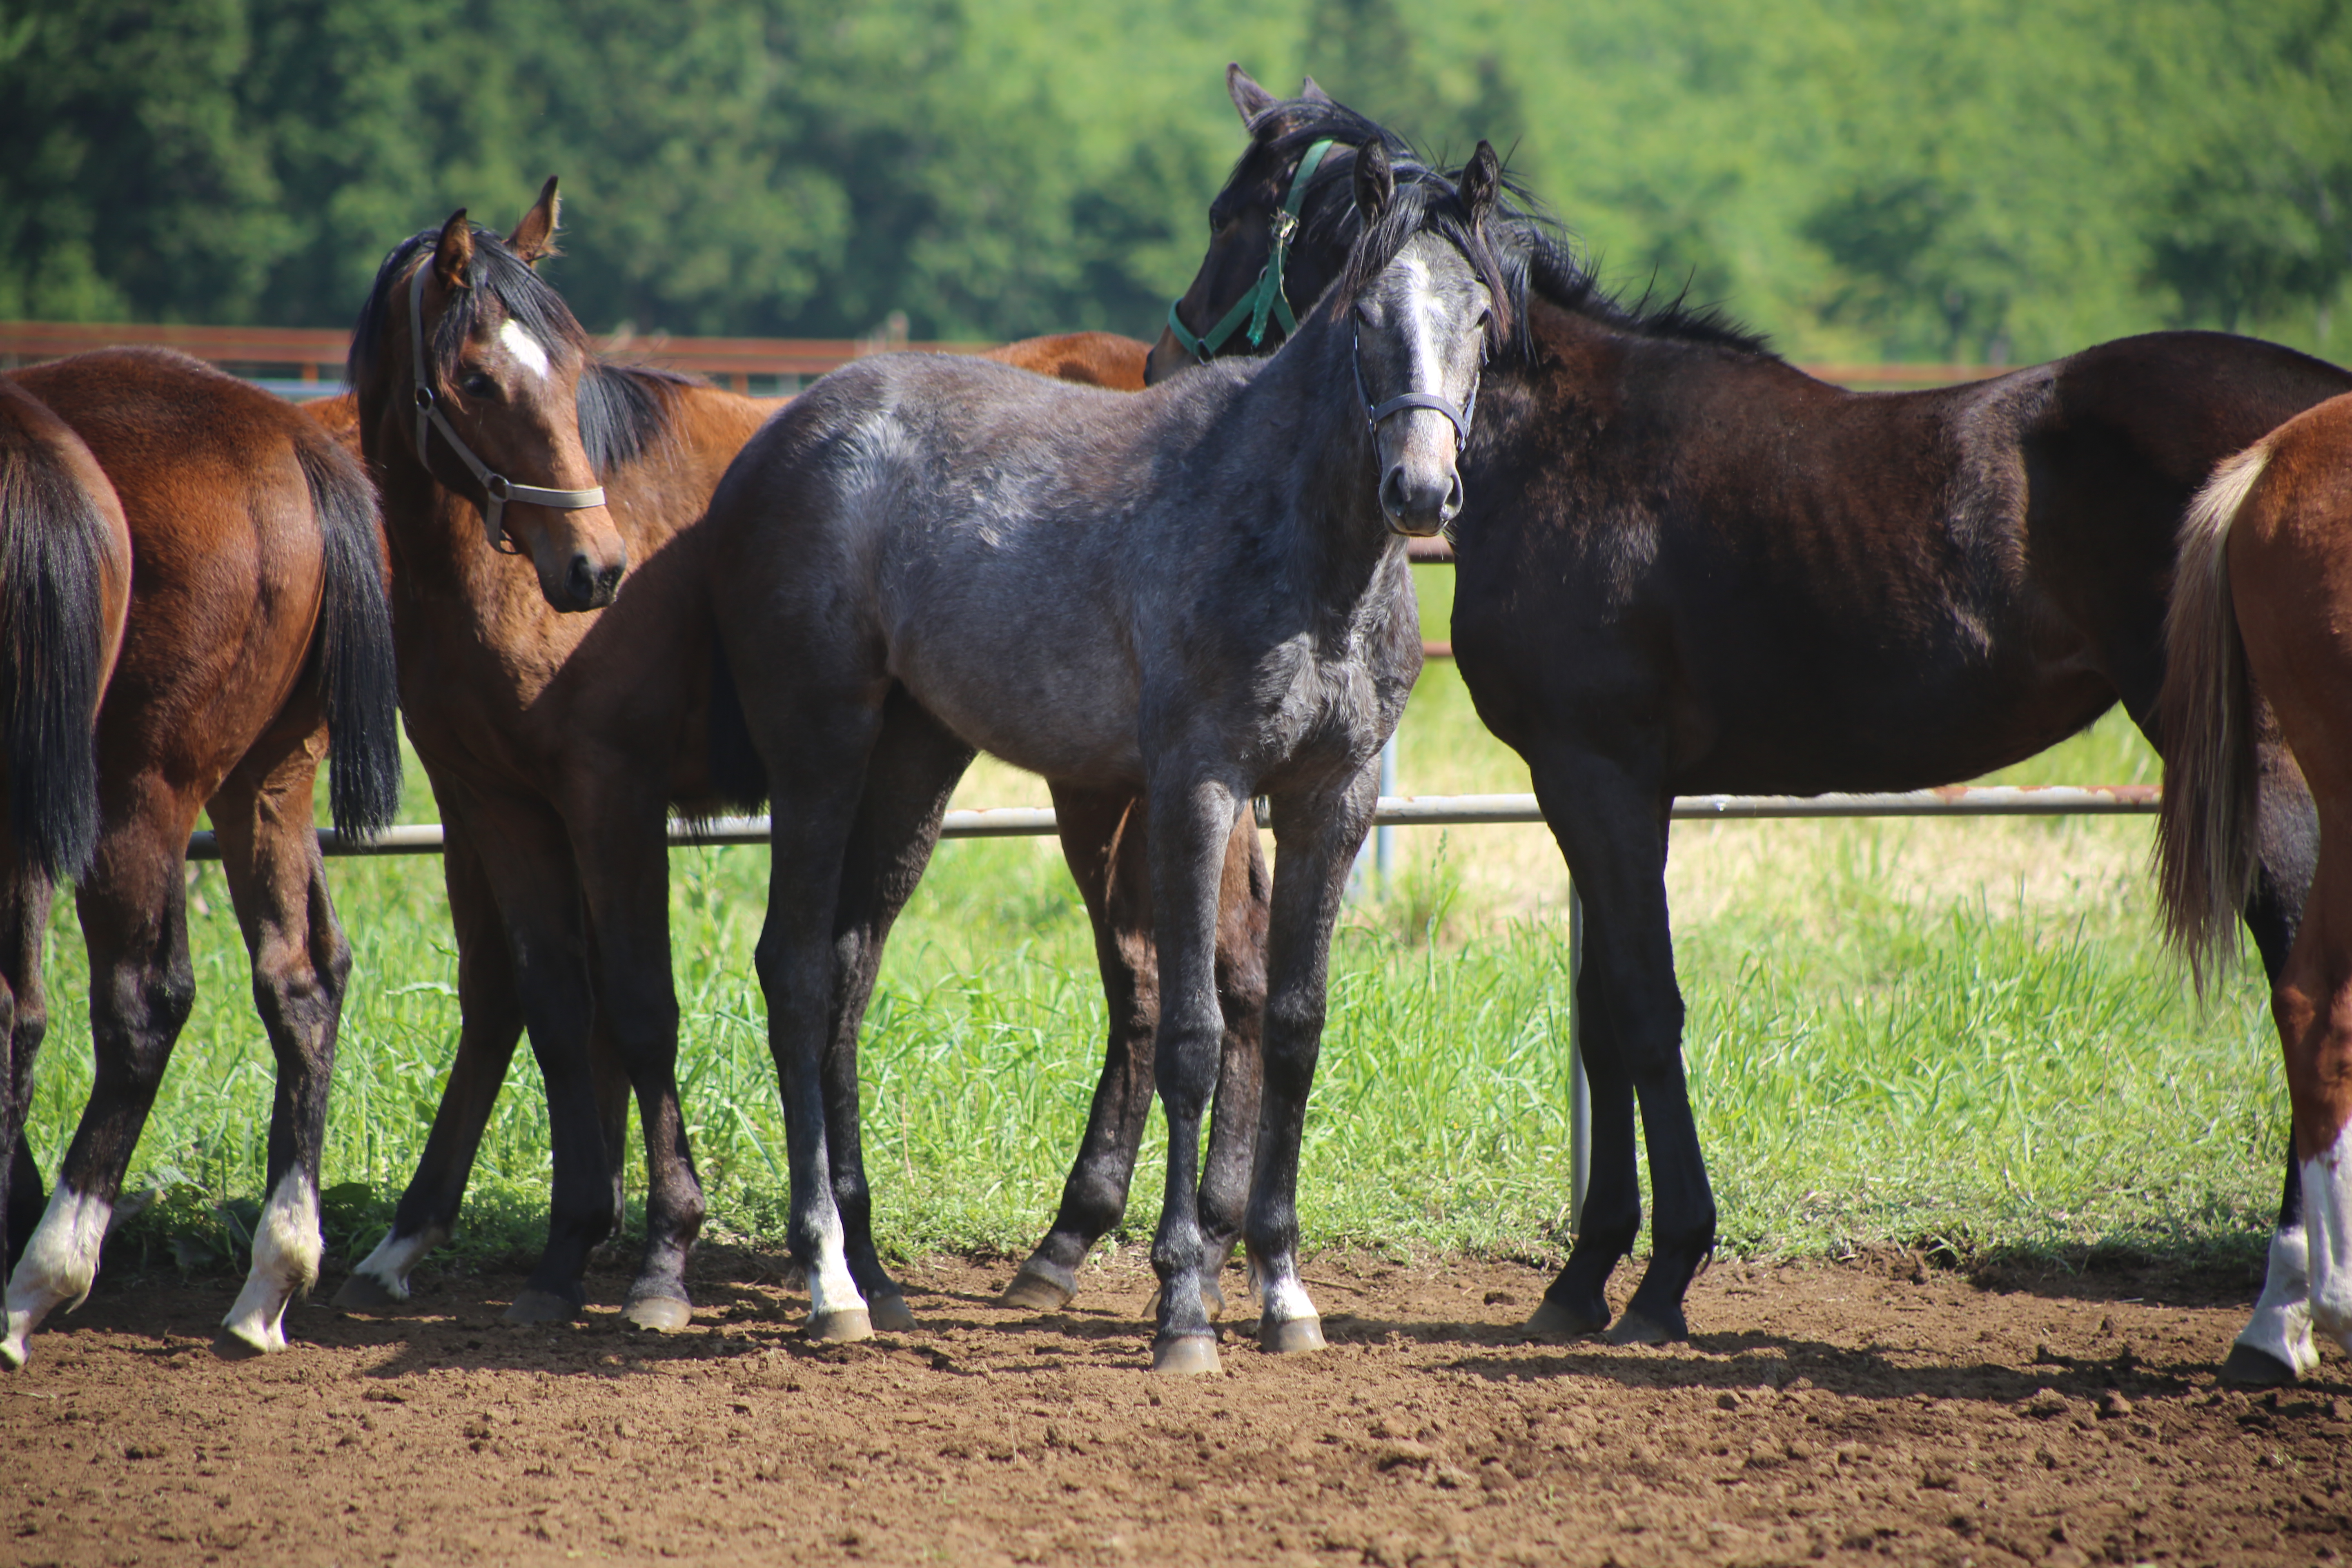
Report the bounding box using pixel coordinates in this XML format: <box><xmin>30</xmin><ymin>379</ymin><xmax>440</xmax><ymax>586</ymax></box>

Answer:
<box><xmin>1380</xmin><ymin>461</ymin><xmax>1464</xmax><ymax>538</ymax></box>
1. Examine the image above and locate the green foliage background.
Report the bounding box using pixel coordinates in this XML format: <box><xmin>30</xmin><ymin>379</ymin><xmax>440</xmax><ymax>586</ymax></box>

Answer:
<box><xmin>2</xmin><ymin>0</ymin><xmax>2346</xmax><ymax>361</ymax></box>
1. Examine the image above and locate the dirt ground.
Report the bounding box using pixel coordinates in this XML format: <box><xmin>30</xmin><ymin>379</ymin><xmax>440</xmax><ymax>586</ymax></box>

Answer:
<box><xmin>4</xmin><ymin>1248</ymin><xmax>2346</xmax><ymax>1566</ymax></box>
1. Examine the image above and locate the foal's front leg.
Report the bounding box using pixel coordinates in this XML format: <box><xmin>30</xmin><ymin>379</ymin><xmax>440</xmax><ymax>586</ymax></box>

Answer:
<box><xmin>1144</xmin><ymin>776</ymin><xmax>1248</xmax><ymax>1374</ymax></box>
<box><xmin>1244</xmin><ymin>767</ymin><xmax>1382</xmax><ymax>1356</ymax></box>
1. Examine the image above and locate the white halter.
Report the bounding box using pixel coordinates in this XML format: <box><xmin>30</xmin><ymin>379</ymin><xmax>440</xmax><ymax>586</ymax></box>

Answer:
<box><xmin>408</xmin><ymin>259</ymin><xmax>605</xmax><ymax>554</ymax></box>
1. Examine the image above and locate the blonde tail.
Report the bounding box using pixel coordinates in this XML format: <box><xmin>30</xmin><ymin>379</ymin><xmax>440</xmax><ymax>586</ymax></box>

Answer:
<box><xmin>2154</xmin><ymin>442</ymin><xmax>2273</xmax><ymax>989</ymax></box>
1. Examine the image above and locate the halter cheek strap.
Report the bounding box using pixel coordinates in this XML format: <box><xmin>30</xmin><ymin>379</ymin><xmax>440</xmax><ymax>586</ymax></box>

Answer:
<box><xmin>1167</xmin><ymin>138</ymin><xmax>1338</xmax><ymax>364</ymax></box>
<box><xmin>408</xmin><ymin>260</ymin><xmax>605</xmax><ymax>555</ymax></box>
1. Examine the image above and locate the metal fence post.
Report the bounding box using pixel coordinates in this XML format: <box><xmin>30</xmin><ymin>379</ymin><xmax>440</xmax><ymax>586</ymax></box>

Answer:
<box><xmin>1568</xmin><ymin>879</ymin><xmax>1590</xmax><ymax>1234</ymax></box>
<box><xmin>1374</xmin><ymin>733</ymin><xmax>1396</xmax><ymax>880</ymax></box>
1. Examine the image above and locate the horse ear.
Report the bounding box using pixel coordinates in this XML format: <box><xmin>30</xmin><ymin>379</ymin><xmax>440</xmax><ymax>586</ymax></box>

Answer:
<box><xmin>507</xmin><ymin>176</ymin><xmax>562</xmax><ymax>267</ymax></box>
<box><xmin>433</xmin><ymin>209</ymin><xmax>474</xmax><ymax>291</ymax></box>
<box><xmin>1460</xmin><ymin>140</ymin><xmax>1501</xmax><ymax>222</ymax></box>
<box><xmin>1300</xmin><ymin>76</ymin><xmax>1334</xmax><ymax>104</ymax></box>
<box><xmin>1227</xmin><ymin>62</ymin><xmax>1278</xmax><ymax>127</ymax></box>
<box><xmin>1354</xmin><ymin>140</ymin><xmax>1394</xmax><ymax>223</ymax></box>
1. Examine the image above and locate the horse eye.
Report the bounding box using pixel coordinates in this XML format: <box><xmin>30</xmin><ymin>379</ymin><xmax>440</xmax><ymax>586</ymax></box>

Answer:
<box><xmin>461</xmin><ymin>372</ymin><xmax>497</xmax><ymax>399</ymax></box>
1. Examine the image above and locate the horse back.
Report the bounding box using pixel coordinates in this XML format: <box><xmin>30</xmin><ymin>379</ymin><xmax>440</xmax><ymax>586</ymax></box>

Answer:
<box><xmin>9</xmin><ymin>350</ymin><xmax>395</xmax><ymax>816</ymax></box>
<box><xmin>984</xmin><ymin>333</ymin><xmax>1152</xmax><ymax>392</ymax></box>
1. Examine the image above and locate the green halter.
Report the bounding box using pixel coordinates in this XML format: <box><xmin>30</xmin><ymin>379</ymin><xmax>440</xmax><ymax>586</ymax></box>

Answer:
<box><xmin>1166</xmin><ymin>138</ymin><xmax>1338</xmax><ymax>363</ymax></box>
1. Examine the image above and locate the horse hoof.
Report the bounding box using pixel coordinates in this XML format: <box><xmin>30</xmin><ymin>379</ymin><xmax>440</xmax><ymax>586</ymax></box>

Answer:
<box><xmin>503</xmin><ymin>1289</ymin><xmax>581</xmax><ymax>1325</ymax></box>
<box><xmin>211</xmin><ymin>1325</ymin><xmax>271</xmax><ymax>1361</ymax></box>
<box><xmin>1521</xmin><ymin>1298</ymin><xmax>1606</xmax><ymax>1342</ymax></box>
<box><xmin>622</xmin><ymin>1295</ymin><xmax>692</xmax><ymax>1333</ymax></box>
<box><xmin>807</xmin><ymin>1308</ymin><xmax>874</xmax><ymax>1343</ymax></box>
<box><xmin>2220</xmin><ymin>1342</ymin><xmax>2300</xmax><ymax>1388</ymax></box>
<box><xmin>999</xmin><ymin>1267</ymin><xmax>1074</xmax><ymax>1313</ymax></box>
<box><xmin>1258</xmin><ymin>1316</ymin><xmax>1326</xmax><ymax>1355</ymax></box>
<box><xmin>331</xmin><ymin>1273</ymin><xmax>407</xmax><ymax>1313</ymax></box>
<box><xmin>867</xmin><ymin>1293</ymin><xmax>916</xmax><ymax>1334</ymax></box>
<box><xmin>1151</xmin><ymin>1334</ymin><xmax>1222</xmax><ymax>1376</ymax></box>
<box><xmin>1605</xmin><ymin>1306</ymin><xmax>1684</xmax><ymax>1346</ymax></box>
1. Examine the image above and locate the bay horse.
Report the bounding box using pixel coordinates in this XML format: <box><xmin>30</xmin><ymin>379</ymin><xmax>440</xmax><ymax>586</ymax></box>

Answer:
<box><xmin>703</xmin><ymin>143</ymin><xmax>1504</xmax><ymax>1370</ymax></box>
<box><xmin>327</xmin><ymin>183</ymin><xmax>1268</xmax><ymax>1328</ymax></box>
<box><xmin>0</xmin><ymin>376</ymin><xmax>134</xmax><ymax>1262</ymax></box>
<box><xmin>1156</xmin><ymin>71</ymin><xmax>2351</xmax><ymax>1375</ymax></box>
<box><xmin>2</xmin><ymin>348</ymin><xmax>401</xmax><ymax>1367</ymax></box>
<box><xmin>2159</xmin><ymin>392</ymin><xmax>2352</xmax><ymax>1374</ymax></box>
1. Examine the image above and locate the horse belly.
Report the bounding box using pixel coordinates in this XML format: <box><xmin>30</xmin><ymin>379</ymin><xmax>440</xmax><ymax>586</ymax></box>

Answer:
<box><xmin>887</xmin><ymin>619</ymin><xmax>1142</xmax><ymax>785</ymax></box>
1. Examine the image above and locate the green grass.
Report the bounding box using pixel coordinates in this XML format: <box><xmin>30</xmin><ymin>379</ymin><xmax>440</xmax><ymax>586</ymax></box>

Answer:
<box><xmin>20</xmin><ymin>581</ymin><xmax>2286</xmax><ymax>1280</ymax></box>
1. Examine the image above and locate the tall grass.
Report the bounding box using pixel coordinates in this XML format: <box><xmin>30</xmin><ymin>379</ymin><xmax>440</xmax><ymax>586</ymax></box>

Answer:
<box><xmin>19</xmin><ymin>572</ymin><xmax>2284</xmax><ymax>1275</ymax></box>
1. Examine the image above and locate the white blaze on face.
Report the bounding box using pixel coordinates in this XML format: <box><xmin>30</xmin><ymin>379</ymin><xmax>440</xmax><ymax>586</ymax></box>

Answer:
<box><xmin>1</xmin><ymin>1184</ymin><xmax>112</xmax><ymax>1369</ymax></box>
<box><xmin>499</xmin><ymin>318</ymin><xmax>551</xmax><ymax>382</ymax></box>
<box><xmin>2303</xmin><ymin>1125</ymin><xmax>2352</xmax><ymax>1352</ymax></box>
<box><xmin>218</xmin><ymin>1167</ymin><xmax>323</xmax><ymax>1355</ymax></box>
<box><xmin>2233</xmin><ymin>1219</ymin><xmax>2319</xmax><ymax>1377</ymax></box>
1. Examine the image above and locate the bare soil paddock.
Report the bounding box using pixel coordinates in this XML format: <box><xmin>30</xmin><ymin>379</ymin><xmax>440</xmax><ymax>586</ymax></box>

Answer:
<box><xmin>6</xmin><ymin>1251</ymin><xmax>2345</xmax><ymax>1566</ymax></box>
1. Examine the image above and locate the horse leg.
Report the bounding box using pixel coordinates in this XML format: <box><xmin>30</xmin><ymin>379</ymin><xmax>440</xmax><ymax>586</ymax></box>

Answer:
<box><xmin>737</xmin><ymin>678</ymin><xmax>887</xmax><ymax>1343</ymax></box>
<box><xmin>2</xmin><ymin>793</ymin><xmax>198</xmax><ymax>1369</ymax></box>
<box><xmin>1007</xmin><ymin>798</ymin><xmax>1268</xmax><ymax>1315</ymax></box>
<box><xmin>1003</xmin><ymin>785</ymin><xmax>1160</xmax><ymax>1311</ymax></box>
<box><xmin>205</xmin><ymin>733</ymin><xmax>350</xmax><ymax>1357</ymax></box>
<box><xmin>1239</xmin><ymin>768</ymin><xmax>1382</xmax><ymax>1359</ymax></box>
<box><xmin>2130</xmin><ymin>679</ymin><xmax>2323</xmax><ymax>1384</ymax></box>
<box><xmin>816</xmin><ymin>688</ymin><xmax>969</xmax><ymax>1333</ymax></box>
<box><xmin>461</xmin><ymin>804</ymin><xmax>615</xmax><ymax>1323</ymax></box>
<box><xmin>1200</xmin><ymin>816</ymin><xmax>1269</xmax><ymax>1310</ymax></box>
<box><xmin>1521</xmin><ymin>740</ymin><xmax>1708</xmax><ymax>1345</ymax></box>
<box><xmin>336</xmin><ymin>816</ymin><xmax>523</xmax><ymax>1309</ymax></box>
<box><xmin>1143</xmin><ymin>773</ymin><xmax>1248</xmax><ymax>1374</ymax></box>
<box><xmin>0</xmin><ymin>859</ymin><xmax>54</xmax><ymax>1275</ymax></box>
<box><xmin>569</xmin><ymin>789</ymin><xmax>707</xmax><ymax>1333</ymax></box>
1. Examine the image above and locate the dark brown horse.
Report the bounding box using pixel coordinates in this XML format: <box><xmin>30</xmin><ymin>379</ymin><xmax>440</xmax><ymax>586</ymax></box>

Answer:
<box><xmin>1155</xmin><ymin>71</ymin><xmax>2350</xmax><ymax>1373</ymax></box>
<box><xmin>2158</xmin><ymin>393</ymin><xmax>2352</xmax><ymax>1378</ymax></box>
<box><xmin>328</xmin><ymin>184</ymin><xmax>1265</xmax><ymax>1328</ymax></box>
<box><xmin>1</xmin><ymin>348</ymin><xmax>400</xmax><ymax>1368</ymax></box>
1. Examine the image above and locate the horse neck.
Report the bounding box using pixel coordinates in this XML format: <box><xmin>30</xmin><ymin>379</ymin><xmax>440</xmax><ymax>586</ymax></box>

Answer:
<box><xmin>1244</xmin><ymin>311</ymin><xmax>1398</xmax><ymax>612</ymax></box>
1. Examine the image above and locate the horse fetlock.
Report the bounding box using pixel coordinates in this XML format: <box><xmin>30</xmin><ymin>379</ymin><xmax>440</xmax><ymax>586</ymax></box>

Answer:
<box><xmin>1000</xmin><ymin>1249</ymin><xmax>1080</xmax><ymax>1311</ymax></box>
<box><xmin>2</xmin><ymin>1184</ymin><xmax>111</xmax><ymax>1364</ymax></box>
<box><xmin>214</xmin><ymin>1170</ymin><xmax>321</xmax><ymax>1357</ymax></box>
<box><xmin>336</xmin><ymin>1221</ymin><xmax>449</xmax><ymax>1309</ymax></box>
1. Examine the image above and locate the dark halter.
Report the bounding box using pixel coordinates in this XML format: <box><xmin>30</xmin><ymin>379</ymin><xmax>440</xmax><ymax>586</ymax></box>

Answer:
<box><xmin>1352</xmin><ymin>328</ymin><xmax>1477</xmax><ymax>451</ymax></box>
<box><xmin>1166</xmin><ymin>138</ymin><xmax>1338</xmax><ymax>363</ymax></box>
<box><xmin>408</xmin><ymin>259</ymin><xmax>605</xmax><ymax>555</ymax></box>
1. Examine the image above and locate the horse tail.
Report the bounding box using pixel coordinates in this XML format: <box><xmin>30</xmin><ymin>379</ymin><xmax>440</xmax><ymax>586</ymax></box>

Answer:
<box><xmin>294</xmin><ymin>431</ymin><xmax>403</xmax><ymax>838</ymax></box>
<box><xmin>0</xmin><ymin>388</ymin><xmax>122</xmax><ymax>882</ymax></box>
<box><xmin>704</xmin><ymin>631</ymin><xmax>769</xmax><ymax>813</ymax></box>
<box><xmin>2155</xmin><ymin>440</ymin><xmax>2276</xmax><ymax>989</ymax></box>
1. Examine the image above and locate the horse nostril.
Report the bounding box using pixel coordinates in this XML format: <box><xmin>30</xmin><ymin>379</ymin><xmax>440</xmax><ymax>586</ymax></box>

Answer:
<box><xmin>1441</xmin><ymin>472</ymin><xmax>1465</xmax><ymax>520</ymax></box>
<box><xmin>1380</xmin><ymin>465</ymin><xmax>1410</xmax><ymax>520</ymax></box>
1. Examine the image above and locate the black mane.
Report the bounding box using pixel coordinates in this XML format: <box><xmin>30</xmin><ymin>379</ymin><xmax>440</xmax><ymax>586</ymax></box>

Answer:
<box><xmin>347</xmin><ymin>225</ymin><xmax>690</xmax><ymax>475</ymax></box>
<box><xmin>1247</xmin><ymin>98</ymin><xmax>1774</xmax><ymax>364</ymax></box>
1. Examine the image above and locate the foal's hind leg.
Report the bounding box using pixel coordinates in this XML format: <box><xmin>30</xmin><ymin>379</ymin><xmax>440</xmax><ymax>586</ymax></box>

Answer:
<box><xmin>206</xmin><ymin>729</ymin><xmax>350</xmax><ymax>1357</ymax></box>
<box><xmin>337</xmin><ymin>817</ymin><xmax>524</xmax><ymax>1310</ymax></box>
<box><xmin>817</xmin><ymin>690</ymin><xmax>973</xmax><ymax>1332</ymax></box>
<box><xmin>2</xmin><ymin>792</ymin><xmax>199</xmax><ymax>1369</ymax></box>
<box><xmin>1003</xmin><ymin>795</ymin><xmax>1267</xmax><ymax>1315</ymax></box>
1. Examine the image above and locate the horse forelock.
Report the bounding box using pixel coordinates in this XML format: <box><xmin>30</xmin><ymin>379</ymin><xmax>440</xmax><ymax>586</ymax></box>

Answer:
<box><xmin>1331</xmin><ymin>171</ymin><xmax>1513</xmax><ymax>354</ymax></box>
<box><xmin>347</xmin><ymin>226</ymin><xmax>591</xmax><ymax>399</ymax></box>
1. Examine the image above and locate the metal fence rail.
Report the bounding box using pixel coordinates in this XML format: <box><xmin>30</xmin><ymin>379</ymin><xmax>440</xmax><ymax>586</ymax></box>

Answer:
<box><xmin>184</xmin><ymin>784</ymin><xmax>2160</xmax><ymax>861</ymax></box>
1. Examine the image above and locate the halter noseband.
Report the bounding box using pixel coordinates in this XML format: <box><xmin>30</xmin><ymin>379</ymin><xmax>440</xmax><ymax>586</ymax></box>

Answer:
<box><xmin>1166</xmin><ymin>138</ymin><xmax>1338</xmax><ymax>364</ymax></box>
<box><xmin>408</xmin><ymin>259</ymin><xmax>606</xmax><ymax>555</ymax></box>
<box><xmin>1351</xmin><ymin>329</ymin><xmax>1477</xmax><ymax>452</ymax></box>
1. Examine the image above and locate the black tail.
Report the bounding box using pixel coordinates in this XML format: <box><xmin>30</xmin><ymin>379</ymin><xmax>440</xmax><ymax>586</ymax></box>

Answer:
<box><xmin>294</xmin><ymin>434</ymin><xmax>402</xmax><ymax>837</ymax></box>
<box><xmin>0</xmin><ymin>404</ymin><xmax>117</xmax><ymax>882</ymax></box>
<box><xmin>705</xmin><ymin>632</ymin><xmax>768</xmax><ymax>813</ymax></box>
